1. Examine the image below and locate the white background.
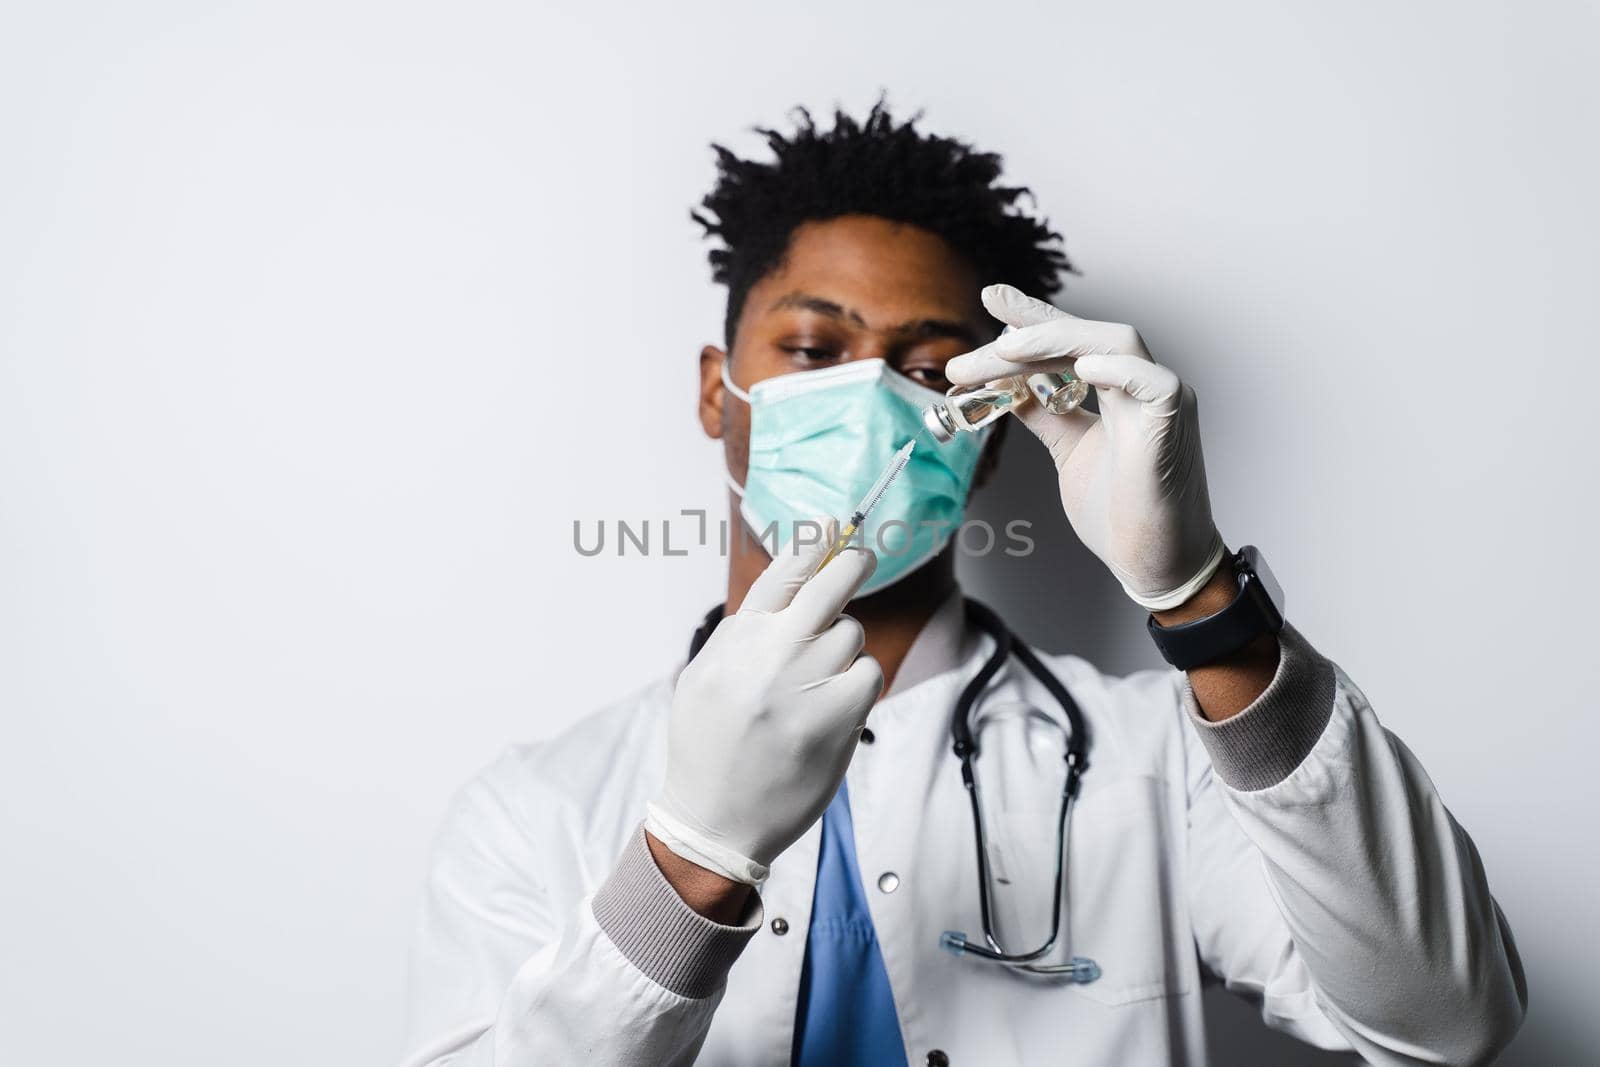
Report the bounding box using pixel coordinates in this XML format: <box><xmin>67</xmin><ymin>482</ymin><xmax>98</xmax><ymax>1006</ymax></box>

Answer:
<box><xmin>2</xmin><ymin>1</ymin><xmax>1595</xmax><ymax>1063</ymax></box>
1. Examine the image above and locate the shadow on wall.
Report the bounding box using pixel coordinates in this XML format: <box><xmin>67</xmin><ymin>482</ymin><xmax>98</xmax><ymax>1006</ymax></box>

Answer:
<box><xmin>960</xmin><ymin>426</ymin><xmax>1360</xmax><ymax>1067</ymax></box>
<box><xmin>958</xmin><ymin>421</ymin><xmax>1154</xmax><ymax>671</ymax></box>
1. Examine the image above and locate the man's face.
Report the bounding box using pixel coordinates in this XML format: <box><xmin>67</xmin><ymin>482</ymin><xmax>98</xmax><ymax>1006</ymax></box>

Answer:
<box><xmin>699</xmin><ymin>214</ymin><xmax>998</xmax><ymax>484</ymax></box>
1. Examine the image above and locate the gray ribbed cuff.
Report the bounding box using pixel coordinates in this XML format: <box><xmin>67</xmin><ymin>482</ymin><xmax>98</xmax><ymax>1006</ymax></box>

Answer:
<box><xmin>1182</xmin><ymin>623</ymin><xmax>1336</xmax><ymax>792</ymax></box>
<box><xmin>591</xmin><ymin>827</ymin><xmax>762</xmax><ymax>999</ymax></box>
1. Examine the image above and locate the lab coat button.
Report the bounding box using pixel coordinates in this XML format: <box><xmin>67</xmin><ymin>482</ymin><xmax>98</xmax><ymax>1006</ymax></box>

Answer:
<box><xmin>877</xmin><ymin>871</ymin><xmax>900</xmax><ymax>893</ymax></box>
<box><xmin>926</xmin><ymin>1051</ymin><xmax>949</xmax><ymax>1066</ymax></box>
<box><xmin>859</xmin><ymin>727</ymin><xmax>876</xmax><ymax>745</ymax></box>
<box><xmin>770</xmin><ymin>918</ymin><xmax>789</xmax><ymax>935</ymax></box>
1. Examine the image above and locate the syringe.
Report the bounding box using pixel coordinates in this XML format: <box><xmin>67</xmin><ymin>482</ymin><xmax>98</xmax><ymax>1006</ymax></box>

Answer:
<box><xmin>811</xmin><ymin>440</ymin><xmax>917</xmax><ymax>577</ymax></box>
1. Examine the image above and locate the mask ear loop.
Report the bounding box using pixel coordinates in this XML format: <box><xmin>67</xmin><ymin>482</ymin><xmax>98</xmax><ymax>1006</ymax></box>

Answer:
<box><xmin>720</xmin><ymin>355</ymin><xmax>753</xmax><ymax>405</ymax></box>
<box><xmin>720</xmin><ymin>356</ymin><xmax>751</xmax><ymax>499</ymax></box>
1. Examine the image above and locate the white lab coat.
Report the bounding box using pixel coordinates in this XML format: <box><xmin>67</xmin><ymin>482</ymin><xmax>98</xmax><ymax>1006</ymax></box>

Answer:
<box><xmin>400</xmin><ymin>598</ymin><xmax>1524</xmax><ymax>1067</ymax></box>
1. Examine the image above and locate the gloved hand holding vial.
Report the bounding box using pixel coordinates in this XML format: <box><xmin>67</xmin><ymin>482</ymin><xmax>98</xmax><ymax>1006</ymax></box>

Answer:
<box><xmin>942</xmin><ymin>283</ymin><xmax>1225</xmax><ymax>611</ymax></box>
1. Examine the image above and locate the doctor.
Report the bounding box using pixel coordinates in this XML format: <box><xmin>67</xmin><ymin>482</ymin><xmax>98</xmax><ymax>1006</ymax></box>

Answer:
<box><xmin>400</xmin><ymin>103</ymin><xmax>1526</xmax><ymax>1066</ymax></box>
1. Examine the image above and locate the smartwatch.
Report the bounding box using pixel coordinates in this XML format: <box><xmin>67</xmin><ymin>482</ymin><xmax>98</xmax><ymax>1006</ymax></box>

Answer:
<box><xmin>1147</xmin><ymin>546</ymin><xmax>1285</xmax><ymax>671</ymax></box>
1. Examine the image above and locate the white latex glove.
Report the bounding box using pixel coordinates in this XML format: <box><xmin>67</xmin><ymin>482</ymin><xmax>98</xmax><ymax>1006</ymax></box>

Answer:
<box><xmin>644</xmin><ymin>527</ymin><xmax>885</xmax><ymax>885</ymax></box>
<box><xmin>947</xmin><ymin>284</ymin><xmax>1226</xmax><ymax>611</ymax></box>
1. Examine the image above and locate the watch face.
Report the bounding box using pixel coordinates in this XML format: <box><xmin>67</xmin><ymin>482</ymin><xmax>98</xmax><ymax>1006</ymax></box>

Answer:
<box><xmin>1238</xmin><ymin>545</ymin><xmax>1285</xmax><ymax>623</ymax></box>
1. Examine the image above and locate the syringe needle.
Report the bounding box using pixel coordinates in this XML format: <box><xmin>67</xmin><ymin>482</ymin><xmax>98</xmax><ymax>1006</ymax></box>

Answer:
<box><xmin>811</xmin><ymin>440</ymin><xmax>916</xmax><ymax>578</ymax></box>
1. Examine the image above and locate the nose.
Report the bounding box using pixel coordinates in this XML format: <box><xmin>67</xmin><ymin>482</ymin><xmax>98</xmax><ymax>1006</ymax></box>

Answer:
<box><xmin>847</xmin><ymin>335</ymin><xmax>893</xmax><ymax>364</ymax></box>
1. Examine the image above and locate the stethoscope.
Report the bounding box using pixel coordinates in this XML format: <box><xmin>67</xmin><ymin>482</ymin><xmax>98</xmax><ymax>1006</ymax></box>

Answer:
<box><xmin>688</xmin><ymin>597</ymin><xmax>1100</xmax><ymax>983</ymax></box>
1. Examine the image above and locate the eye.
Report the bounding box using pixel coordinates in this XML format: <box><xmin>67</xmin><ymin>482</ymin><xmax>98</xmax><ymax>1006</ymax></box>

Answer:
<box><xmin>903</xmin><ymin>364</ymin><xmax>951</xmax><ymax>390</ymax></box>
<box><xmin>781</xmin><ymin>344</ymin><xmax>841</xmax><ymax>365</ymax></box>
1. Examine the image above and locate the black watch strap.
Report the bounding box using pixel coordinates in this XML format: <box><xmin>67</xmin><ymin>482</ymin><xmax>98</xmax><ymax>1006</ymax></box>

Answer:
<box><xmin>1147</xmin><ymin>548</ymin><xmax>1285</xmax><ymax>671</ymax></box>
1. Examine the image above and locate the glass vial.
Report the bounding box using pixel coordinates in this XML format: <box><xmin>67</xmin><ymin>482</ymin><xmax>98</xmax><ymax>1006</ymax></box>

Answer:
<box><xmin>1024</xmin><ymin>371</ymin><xmax>1091</xmax><ymax>415</ymax></box>
<box><xmin>923</xmin><ymin>371</ymin><xmax>1090</xmax><ymax>443</ymax></box>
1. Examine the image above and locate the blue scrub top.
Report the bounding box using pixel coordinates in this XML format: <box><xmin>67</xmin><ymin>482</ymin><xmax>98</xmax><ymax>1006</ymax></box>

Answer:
<box><xmin>791</xmin><ymin>781</ymin><xmax>908</xmax><ymax>1067</ymax></box>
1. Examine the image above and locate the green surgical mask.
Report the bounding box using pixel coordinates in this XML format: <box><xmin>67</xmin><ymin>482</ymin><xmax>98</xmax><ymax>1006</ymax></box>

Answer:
<box><xmin>722</xmin><ymin>357</ymin><xmax>987</xmax><ymax>596</ymax></box>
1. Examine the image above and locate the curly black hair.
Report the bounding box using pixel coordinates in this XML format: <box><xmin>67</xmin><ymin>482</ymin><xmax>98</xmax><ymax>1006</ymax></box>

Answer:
<box><xmin>692</xmin><ymin>100</ymin><xmax>1072</xmax><ymax>347</ymax></box>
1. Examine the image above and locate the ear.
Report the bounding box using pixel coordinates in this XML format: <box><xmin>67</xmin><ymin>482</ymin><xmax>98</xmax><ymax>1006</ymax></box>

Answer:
<box><xmin>698</xmin><ymin>345</ymin><xmax>727</xmax><ymax>439</ymax></box>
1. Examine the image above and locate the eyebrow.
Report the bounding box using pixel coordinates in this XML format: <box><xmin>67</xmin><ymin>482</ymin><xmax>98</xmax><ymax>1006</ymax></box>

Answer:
<box><xmin>889</xmin><ymin>317</ymin><xmax>982</xmax><ymax>346</ymax></box>
<box><xmin>767</xmin><ymin>291</ymin><xmax>868</xmax><ymax>326</ymax></box>
<box><xmin>766</xmin><ymin>290</ymin><xmax>980</xmax><ymax>345</ymax></box>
